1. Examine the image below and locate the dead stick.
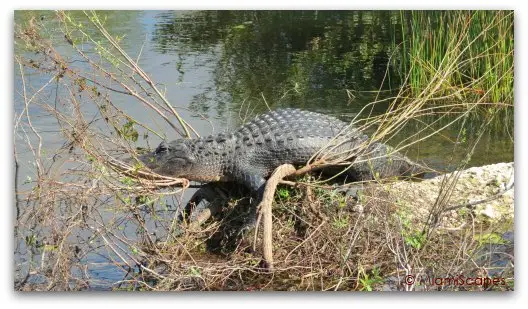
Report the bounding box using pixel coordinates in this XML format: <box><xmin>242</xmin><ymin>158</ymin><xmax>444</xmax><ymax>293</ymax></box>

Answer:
<box><xmin>259</xmin><ymin>164</ymin><xmax>297</xmax><ymax>270</ymax></box>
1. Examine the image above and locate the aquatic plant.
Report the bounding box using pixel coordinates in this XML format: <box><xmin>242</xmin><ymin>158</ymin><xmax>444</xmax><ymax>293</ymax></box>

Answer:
<box><xmin>394</xmin><ymin>11</ymin><xmax>513</xmax><ymax>106</ymax></box>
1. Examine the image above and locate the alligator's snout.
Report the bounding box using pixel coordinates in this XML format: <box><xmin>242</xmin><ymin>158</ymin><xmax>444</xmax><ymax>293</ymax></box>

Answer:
<box><xmin>138</xmin><ymin>140</ymin><xmax>195</xmax><ymax>177</ymax></box>
<box><xmin>138</xmin><ymin>152</ymin><xmax>159</xmax><ymax>170</ymax></box>
<box><xmin>138</xmin><ymin>141</ymin><xmax>169</xmax><ymax>169</ymax></box>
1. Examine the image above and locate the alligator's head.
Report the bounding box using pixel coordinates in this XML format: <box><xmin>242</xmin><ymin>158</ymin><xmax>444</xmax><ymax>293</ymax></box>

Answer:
<box><xmin>139</xmin><ymin>140</ymin><xmax>195</xmax><ymax>178</ymax></box>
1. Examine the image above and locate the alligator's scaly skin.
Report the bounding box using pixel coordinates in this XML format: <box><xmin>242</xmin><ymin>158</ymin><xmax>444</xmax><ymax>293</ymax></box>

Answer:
<box><xmin>140</xmin><ymin>109</ymin><xmax>422</xmax><ymax>191</ymax></box>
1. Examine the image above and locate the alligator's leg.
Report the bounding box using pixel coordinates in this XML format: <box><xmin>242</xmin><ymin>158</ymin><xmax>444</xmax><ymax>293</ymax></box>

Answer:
<box><xmin>337</xmin><ymin>184</ymin><xmax>365</xmax><ymax>201</ymax></box>
<box><xmin>318</xmin><ymin>165</ymin><xmax>366</xmax><ymax>199</ymax></box>
<box><xmin>233</xmin><ymin>171</ymin><xmax>268</xmax><ymax>237</ymax></box>
<box><xmin>185</xmin><ymin>183</ymin><xmax>228</xmax><ymax>229</ymax></box>
<box><xmin>235</xmin><ymin>186</ymin><xmax>266</xmax><ymax>237</ymax></box>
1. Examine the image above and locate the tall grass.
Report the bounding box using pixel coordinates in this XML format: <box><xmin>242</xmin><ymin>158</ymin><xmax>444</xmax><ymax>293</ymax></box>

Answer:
<box><xmin>394</xmin><ymin>11</ymin><xmax>513</xmax><ymax>106</ymax></box>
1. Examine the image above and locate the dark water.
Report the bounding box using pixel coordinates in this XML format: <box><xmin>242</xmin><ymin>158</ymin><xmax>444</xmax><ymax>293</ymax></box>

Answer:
<box><xmin>14</xmin><ymin>10</ymin><xmax>514</xmax><ymax>290</ymax></box>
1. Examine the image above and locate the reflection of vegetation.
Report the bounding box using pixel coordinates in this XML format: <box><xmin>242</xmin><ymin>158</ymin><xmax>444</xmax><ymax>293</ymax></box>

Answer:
<box><xmin>152</xmin><ymin>11</ymin><xmax>405</xmax><ymax>113</ymax></box>
<box><xmin>153</xmin><ymin>10</ymin><xmax>513</xmax><ymax>112</ymax></box>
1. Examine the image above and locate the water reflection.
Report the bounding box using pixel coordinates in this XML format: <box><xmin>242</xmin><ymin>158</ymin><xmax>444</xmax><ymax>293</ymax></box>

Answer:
<box><xmin>152</xmin><ymin>11</ymin><xmax>405</xmax><ymax>114</ymax></box>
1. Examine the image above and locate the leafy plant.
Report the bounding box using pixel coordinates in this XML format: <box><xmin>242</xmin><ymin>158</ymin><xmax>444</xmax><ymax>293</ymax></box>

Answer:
<box><xmin>475</xmin><ymin>232</ymin><xmax>506</xmax><ymax>246</ymax></box>
<box><xmin>332</xmin><ymin>215</ymin><xmax>350</xmax><ymax>229</ymax></box>
<box><xmin>404</xmin><ymin>231</ymin><xmax>427</xmax><ymax>250</ymax></box>
<box><xmin>358</xmin><ymin>267</ymin><xmax>384</xmax><ymax>291</ymax></box>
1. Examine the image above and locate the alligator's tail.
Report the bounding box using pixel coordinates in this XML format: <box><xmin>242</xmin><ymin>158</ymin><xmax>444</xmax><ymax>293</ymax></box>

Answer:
<box><xmin>347</xmin><ymin>142</ymin><xmax>435</xmax><ymax>182</ymax></box>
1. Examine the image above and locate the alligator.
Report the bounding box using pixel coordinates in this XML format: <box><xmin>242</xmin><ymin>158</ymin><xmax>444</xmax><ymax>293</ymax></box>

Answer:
<box><xmin>139</xmin><ymin>108</ymin><xmax>425</xmax><ymax>230</ymax></box>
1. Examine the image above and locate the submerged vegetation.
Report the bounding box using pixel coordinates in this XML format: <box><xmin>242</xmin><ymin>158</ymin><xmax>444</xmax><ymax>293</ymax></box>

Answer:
<box><xmin>14</xmin><ymin>10</ymin><xmax>513</xmax><ymax>291</ymax></box>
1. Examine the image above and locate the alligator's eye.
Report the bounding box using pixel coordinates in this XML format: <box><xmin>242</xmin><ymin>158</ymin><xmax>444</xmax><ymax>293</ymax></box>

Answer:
<box><xmin>155</xmin><ymin>142</ymin><xmax>169</xmax><ymax>154</ymax></box>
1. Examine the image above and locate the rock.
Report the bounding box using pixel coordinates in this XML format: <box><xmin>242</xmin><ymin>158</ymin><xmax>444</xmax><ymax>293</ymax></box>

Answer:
<box><xmin>352</xmin><ymin>203</ymin><xmax>364</xmax><ymax>213</ymax></box>
<box><xmin>476</xmin><ymin>203</ymin><xmax>498</xmax><ymax>219</ymax></box>
<box><xmin>381</xmin><ymin>162</ymin><xmax>514</xmax><ymax>228</ymax></box>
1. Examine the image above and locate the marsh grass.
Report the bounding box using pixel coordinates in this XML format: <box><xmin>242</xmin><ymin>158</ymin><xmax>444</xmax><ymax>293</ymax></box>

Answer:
<box><xmin>14</xmin><ymin>10</ymin><xmax>513</xmax><ymax>291</ymax></box>
<box><xmin>394</xmin><ymin>11</ymin><xmax>513</xmax><ymax>107</ymax></box>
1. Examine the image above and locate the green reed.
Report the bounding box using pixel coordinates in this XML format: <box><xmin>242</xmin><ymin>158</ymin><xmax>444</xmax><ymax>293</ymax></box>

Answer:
<box><xmin>394</xmin><ymin>11</ymin><xmax>513</xmax><ymax>106</ymax></box>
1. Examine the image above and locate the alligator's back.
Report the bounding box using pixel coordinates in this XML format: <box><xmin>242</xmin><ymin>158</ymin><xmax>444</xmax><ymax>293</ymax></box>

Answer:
<box><xmin>231</xmin><ymin>109</ymin><xmax>366</xmax><ymax>175</ymax></box>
